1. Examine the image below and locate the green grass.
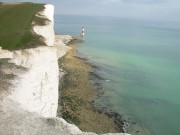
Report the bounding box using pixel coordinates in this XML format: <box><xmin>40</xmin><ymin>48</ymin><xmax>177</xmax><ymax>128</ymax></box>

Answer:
<box><xmin>0</xmin><ymin>2</ymin><xmax>48</xmax><ymax>50</ymax></box>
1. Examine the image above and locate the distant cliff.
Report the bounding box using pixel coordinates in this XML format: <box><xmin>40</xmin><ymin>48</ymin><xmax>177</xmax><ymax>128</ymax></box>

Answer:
<box><xmin>0</xmin><ymin>3</ymin><xmax>130</xmax><ymax>135</ymax></box>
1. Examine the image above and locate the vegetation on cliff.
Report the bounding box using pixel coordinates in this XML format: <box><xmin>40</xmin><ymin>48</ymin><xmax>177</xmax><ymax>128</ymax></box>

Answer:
<box><xmin>0</xmin><ymin>2</ymin><xmax>48</xmax><ymax>50</ymax></box>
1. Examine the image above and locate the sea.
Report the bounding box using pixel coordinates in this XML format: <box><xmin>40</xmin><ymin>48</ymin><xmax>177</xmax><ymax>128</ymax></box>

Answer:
<box><xmin>55</xmin><ymin>15</ymin><xmax>180</xmax><ymax>135</ymax></box>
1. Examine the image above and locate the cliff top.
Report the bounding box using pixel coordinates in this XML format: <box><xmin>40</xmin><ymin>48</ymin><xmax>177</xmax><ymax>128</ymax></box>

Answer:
<box><xmin>0</xmin><ymin>2</ymin><xmax>48</xmax><ymax>50</ymax></box>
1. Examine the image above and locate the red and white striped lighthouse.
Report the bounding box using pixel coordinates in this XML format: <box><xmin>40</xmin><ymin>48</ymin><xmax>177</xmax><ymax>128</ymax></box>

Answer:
<box><xmin>81</xmin><ymin>26</ymin><xmax>84</xmax><ymax>37</ymax></box>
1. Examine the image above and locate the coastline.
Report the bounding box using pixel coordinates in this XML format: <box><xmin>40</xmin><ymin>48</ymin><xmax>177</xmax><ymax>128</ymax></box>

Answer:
<box><xmin>0</xmin><ymin>2</ymin><xmax>131</xmax><ymax>134</ymax></box>
<box><xmin>58</xmin><ymin>40</ymin><xmax>124</xmax><ymax>134</ymax></box>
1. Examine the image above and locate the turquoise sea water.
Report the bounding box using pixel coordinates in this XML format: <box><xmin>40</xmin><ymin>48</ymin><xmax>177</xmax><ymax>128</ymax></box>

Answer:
<box><xmin>55</xmin><ymin>15</ymin><xmax>180</xmax><ymax>135</ymax></box>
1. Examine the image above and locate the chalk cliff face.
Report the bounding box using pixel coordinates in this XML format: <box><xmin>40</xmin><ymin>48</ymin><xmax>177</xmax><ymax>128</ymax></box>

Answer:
<box><xmin>8</xmin><ymin>47</ymin><xmax>58</xmax><ymax>117</ymax></box>
<box><xmin>33</xmin><ymin>4</ymin><xmax>55</xmax><ymax>46</ymax></box>
<box><xmin>0</xmin><ymin>47</ymin><xmax>13</xmax><ymax>59</ymax></box>
<box><xmin>3</xmin><ymin>4</ymin><xmax>58</xmax><ymax>118</ymax></box>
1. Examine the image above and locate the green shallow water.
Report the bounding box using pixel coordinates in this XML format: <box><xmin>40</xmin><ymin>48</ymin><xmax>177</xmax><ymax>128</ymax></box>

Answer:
<box><xmin>55</xmin><ymin>15</ymin><xmax>180</xmax><ymax>135</ymax></box>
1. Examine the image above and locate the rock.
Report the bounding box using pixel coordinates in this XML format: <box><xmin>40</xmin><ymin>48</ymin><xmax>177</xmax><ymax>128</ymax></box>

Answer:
<box><xmin>0</xmin><ymin>47</ymin><xmax>13</xmax><ymax>59</ymax></box>
<box><xmin>33</xmin><ymin>4</ymin><xmax>55</xmax><ymax>46</ymax></box>
<box><xmin>8</xmin><ymin>46</ymin><xmax>59</xmax><ymax>117</ymax></box>
<box><xmin>54</xmin><ymin>35</ymin><xmax>71</xmax><ymax>58</ymax></box>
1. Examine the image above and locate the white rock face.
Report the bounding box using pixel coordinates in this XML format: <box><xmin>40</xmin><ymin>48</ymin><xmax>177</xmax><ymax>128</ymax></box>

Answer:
<box><xmin>0</xmin><ymin>100</ymin><xmax>130</xmax><ymax>135</ymax></box>
<box><xmin>6</xmin><ymin>5</ymin><xmax>58</xmax><ymax>117</ymax></box>
<box><xmin>8</xmin><ymin>46</ymin><xmax>59</xmax><ymax>117</ymax></box>
<box><xmin>54</xmin><ymin>35</ymin><xmax>72</xmax><ymax>58</ymax></box>
<box><xmin>56</xmin><ymin>35</ymin><xmax>73</xmax><ymax>44</ymax></box>
<box><xmin>0</xmin><ymin>47</ymin><xmax>13</xmax><ymax>59</ymax></box>
<box><xmin>33</xmin><ymin>4</ymin><xmax>55</xmax><ymax>46</ymax></box>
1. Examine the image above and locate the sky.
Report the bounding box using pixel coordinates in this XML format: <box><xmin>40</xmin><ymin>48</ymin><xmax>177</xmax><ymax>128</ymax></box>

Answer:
<box><xmin>1</xmin><ymin>0</ymin><xmax>180</xmax><ymax>20</ymax></box>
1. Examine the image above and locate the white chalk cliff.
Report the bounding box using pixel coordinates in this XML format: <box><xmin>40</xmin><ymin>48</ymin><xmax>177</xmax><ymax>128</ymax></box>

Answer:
<box><xmin>0</xmin><ymin>4</ymin><xmax>130</xmax><ymax>135</ymax></box>
<box><xmin>8</xmin><ymin>46</ymin><xmax>59</xmax><ymax>117</ymax></box>
<box><xmin>33</xmin><ymin>4</ymin><xmax>55</xmax><ymax>46</ymax></box>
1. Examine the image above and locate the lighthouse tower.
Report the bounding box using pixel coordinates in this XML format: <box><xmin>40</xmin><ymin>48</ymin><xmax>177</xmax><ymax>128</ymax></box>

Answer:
<box><xmin>80</xmin><ymin>26</ymin><xmax>85</xmax><ymax>37</ymax></box>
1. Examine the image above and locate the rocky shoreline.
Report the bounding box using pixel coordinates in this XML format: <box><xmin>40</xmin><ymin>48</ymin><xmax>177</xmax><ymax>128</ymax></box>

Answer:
<box><xmin>77</xmin><ymin>54</ymin><xmax>130</xmax><ymax>134</ymax></box>
<box><xmin>74</xmin><ymin>54</ymin><xmax>130</xmax><ymax>133</ymax></box>
<box><xmin>58</xmin><ymin>40</ymin><xmax>127</xmax><ymax>134</ymax></box>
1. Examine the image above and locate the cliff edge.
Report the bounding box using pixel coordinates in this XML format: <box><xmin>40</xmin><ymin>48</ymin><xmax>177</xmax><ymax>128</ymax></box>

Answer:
<box><xmin>0</xmin><ymin>3</ymin><xmax>130</xmax><ymax>135</ymax></box>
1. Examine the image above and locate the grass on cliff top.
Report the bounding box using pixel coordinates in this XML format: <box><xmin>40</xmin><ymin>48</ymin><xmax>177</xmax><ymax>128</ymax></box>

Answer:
<box><xmin>0</xmin><ymin>2</ymin><xmax>49</xmax><ymax>50</ymax></box>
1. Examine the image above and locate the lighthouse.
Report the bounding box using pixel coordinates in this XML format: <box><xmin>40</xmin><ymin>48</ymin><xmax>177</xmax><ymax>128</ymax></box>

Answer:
<box><xmin>80</xmin><ymin>26</ymin><xmax>84</xmax><ymax>37</ymax></box>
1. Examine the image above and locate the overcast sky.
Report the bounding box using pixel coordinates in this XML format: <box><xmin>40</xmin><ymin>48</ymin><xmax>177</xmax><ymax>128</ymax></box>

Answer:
<box><xmin>1</xmin><ymin>0</ymin><xmax>180</xmax><ymax>20</ymax></box>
